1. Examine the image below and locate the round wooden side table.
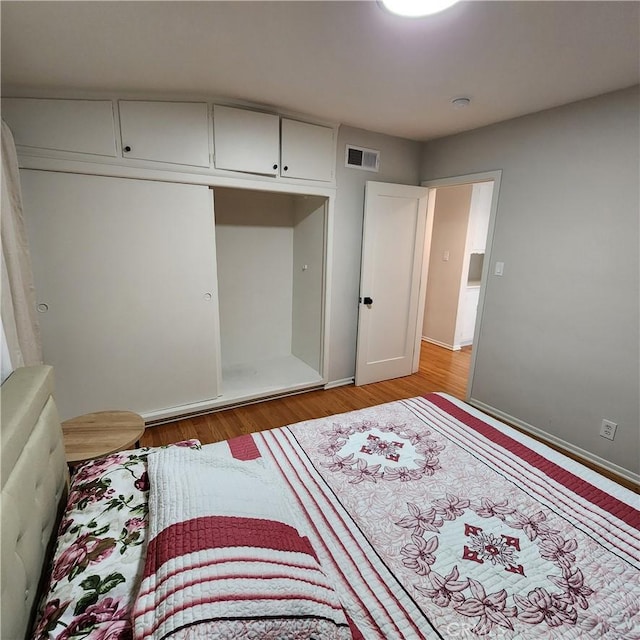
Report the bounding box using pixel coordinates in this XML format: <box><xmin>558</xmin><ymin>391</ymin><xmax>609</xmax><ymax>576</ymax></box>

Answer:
<box><xmin>61</xmin><ymin>410</ymin><xmax>146</xmax><ymax>464</ymax></box>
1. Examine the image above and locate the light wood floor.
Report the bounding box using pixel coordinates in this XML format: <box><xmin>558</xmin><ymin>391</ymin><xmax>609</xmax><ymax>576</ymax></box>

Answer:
<box><xmin>141</xmin><ymin>341</ymin><xmax>471</xmax><ymax>447</ymax></box>
<box><xmin>141</xmin><ymin>341</ymin><xmax>638</xmax><ymax>492</ymax></box>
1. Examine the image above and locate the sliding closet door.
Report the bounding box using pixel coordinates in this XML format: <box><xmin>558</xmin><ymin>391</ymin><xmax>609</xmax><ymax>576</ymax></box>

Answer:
<box><xmin>21</xmin><ymin>170</ymin><xmax>221</xmax><ymax>420</ymax></box>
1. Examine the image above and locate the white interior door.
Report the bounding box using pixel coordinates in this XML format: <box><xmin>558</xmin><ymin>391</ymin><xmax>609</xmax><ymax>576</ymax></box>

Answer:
<box><xmin>21</xmin><ymin>170</ymin><xmax>221</xmax><ymax>420</ymax></box>
<box><xmin>355</xmin><ymin>181</ymin><xmax>428</xmax><ymax>385</ymax></box>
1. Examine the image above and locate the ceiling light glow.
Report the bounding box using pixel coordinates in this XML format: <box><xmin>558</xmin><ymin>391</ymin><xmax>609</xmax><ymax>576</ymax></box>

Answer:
<box><xmin>380</xmin><ymin>0</ymin><xmax>460</xmax><ymax>17</ymax></box>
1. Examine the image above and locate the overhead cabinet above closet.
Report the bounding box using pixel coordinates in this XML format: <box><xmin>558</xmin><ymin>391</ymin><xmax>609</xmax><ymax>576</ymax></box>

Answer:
<box><xmin>118</xmin><ymin>100</ymin><xmax>210</xmax><ymax>166</ymax></box>
<box><xmin>213</xmin><ymin>105</ymin><xmax>280</xmax><ymax>175</ymax></box>
<box><xmin>213</xmin><ymin>104</ymin><xmax>335</xmax><ymax>181</ymax></box>
<box><xmin>2</xmin><ymin>97</ymin><xmax>337</xmax><ymax>184</ymax></box>
<box><xmin>1</xmin><ymin>98</ymin><xmax>117</xmax><ymax>157</ymax></box>
<box><xmin>280</xmin><ymin>118</ymin><xmax>336</xmax><ymax>181</ymax></box>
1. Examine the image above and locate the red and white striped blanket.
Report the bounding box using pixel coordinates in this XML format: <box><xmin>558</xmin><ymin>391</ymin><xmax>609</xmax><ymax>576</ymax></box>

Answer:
<box><xmin>259</xmin><ymin>393</ymin><xmax>639</xmax><ymax>639</ymax></box>
<box><xmin>134</xmin><ymin>393</ymin><xmax>640</xmax><ymax>639</ymax></box>
<box><xmin>132</xmin><ymin>447</ymin><xmax>354</xmax><ymax>640</ymax></box>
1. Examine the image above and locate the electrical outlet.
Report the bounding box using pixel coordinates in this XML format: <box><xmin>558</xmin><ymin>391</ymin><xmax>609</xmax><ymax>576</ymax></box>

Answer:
<box><xmin>599</xmin><ymin>419</ymin><xmax>617</xmax><ymax>441</ymax></box>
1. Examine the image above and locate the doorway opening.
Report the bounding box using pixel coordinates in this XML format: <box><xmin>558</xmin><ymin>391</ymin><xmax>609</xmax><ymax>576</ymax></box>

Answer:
<box><xmin>420</xmin><ymin>171</ymin><xmax>501</xmax><ymax>398</ymax></box>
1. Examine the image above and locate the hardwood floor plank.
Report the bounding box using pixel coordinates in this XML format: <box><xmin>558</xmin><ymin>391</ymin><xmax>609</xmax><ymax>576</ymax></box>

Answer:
<box><xmin>139</xmin><ymin>341</ymin><xmax>637</xmax><ymax>491</ymax></box>
<box><xmin>141</xmin><ymin>341</ymin><xmax>470</xmax><ymax>447</ymax></box>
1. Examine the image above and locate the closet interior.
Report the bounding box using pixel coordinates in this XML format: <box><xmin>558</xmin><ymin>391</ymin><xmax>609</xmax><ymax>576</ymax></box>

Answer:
<box><xmin>214</xmin><ymin>187</ymin><xmax>327</xmax><ymax>406</ymax></box>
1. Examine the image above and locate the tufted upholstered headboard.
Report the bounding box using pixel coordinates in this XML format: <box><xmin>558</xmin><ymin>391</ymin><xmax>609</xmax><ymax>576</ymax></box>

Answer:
<box><xmin>1</xmin><ymin>365</ymin><xmax>68</xmax><ymax>640</ymax></box>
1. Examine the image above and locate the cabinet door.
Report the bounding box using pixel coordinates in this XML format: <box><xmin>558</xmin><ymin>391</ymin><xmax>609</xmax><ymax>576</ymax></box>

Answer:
<box><xmin>21</xmin><ymin>170</ymin><xmax>221</xmax><ymax>420</ymax></box>
<box><xmin>213</xmin><ymin>105</ymin><xmax>280</xmax><ymax>175</ymax></box>
<box><xmin>281</xmin><ymin>119</ymin><xmax>335</xmax><ymax>182</ymax></box>
<box><xmin>119</xmin><ymin>100</ymin><xmax>210</xmax><ymax>167</ymax></box>
<box><xmin>1</xmin><ymin>98</ymin><xmax>117</xmax><ymax>156</ymax></box>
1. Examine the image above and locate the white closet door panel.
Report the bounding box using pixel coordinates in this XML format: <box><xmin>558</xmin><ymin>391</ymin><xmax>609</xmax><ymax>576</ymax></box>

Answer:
<box><xmin>119</xmin><ymin>100</ymin><xmax>210</xmax><ymax>166</ymax></box>
<box><xmin>213</xmin><ymin>105</ymin><xmax>280</xmax><ymax>175</ymax></box>
<box><xmin>281</xmin><ymin>119</ymin><xmax>334</xmax><ymax>182</ymax></box>
<box><xmin>2</xmin><ymin>98</ymin><xmax>117</xmax><ymax>156</ymax></box>
<box><xmin>21</xmin><ymin>170</ymin><xmax>220</xmax><ymax>420</ymax></box>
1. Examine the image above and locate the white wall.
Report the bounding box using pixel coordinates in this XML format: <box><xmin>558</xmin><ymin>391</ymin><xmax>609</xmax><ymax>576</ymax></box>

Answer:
<box><xmin>292</xmin><ymin>196</ymin><xmax>326</xmax><ymax>372</ymax></box>
<box><xmin>455</xmin><ymin>181</ymin><xmax>493</xmax><ymax>346</ymax></box>
<box><xmin>214</xmin><ymin>188</ymin><xmax>295</xmax><ymax>367</ymax></box>
<box><xmin>328</xmin><ymin>126</ymin><xmax>421</xmax><ymax>383</ymax></box>
<box><xmin>421</xmin><ymin>86</ymin><xmax>640</xmax><ymax>474</ymax></box>
<box><xmin>466</xmin><ymin>182</ymin><xmax>493</xmax><ymax>254</ymax></box>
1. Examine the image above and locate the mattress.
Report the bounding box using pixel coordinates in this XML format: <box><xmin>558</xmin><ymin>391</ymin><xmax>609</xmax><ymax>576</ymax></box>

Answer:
<box><xmin>33</xmin><ymin>393</ymin><xmax>640</xmax><ymax>639</ymax></box>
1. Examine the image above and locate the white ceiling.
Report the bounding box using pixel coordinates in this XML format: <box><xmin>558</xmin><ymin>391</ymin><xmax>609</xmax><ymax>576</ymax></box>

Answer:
<box><xmin>2</xmin><ymin>1</ymin><xmax>638</xmax><ymax>141</ymax></box>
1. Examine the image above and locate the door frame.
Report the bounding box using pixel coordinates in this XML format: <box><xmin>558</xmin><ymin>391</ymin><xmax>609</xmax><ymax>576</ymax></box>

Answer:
<box><xmin>421</xmin><ymin>170</ymin><xmax>502</xmax><ymax>400</ymax></box>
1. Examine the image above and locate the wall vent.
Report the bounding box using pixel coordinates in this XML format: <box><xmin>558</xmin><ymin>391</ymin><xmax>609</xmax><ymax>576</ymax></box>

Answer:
<box><xmin>345</xmin><ymin>145</ymin><xmax>380</xmax><ymax>172</ymax></box>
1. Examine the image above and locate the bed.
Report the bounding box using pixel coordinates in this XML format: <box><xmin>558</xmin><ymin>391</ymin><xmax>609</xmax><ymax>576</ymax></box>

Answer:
<box><xmin>2</xmin><ymin>365</ymin><xmax>639</xmax><ymax>639</ymax></box>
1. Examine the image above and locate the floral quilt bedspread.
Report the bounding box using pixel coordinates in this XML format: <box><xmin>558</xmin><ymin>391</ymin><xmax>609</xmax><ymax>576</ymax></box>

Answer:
<box><xmin>254</xmin><ymin>393</ymin><xmax>640</xmax><ymax>639</ymax></box>
<box><xmin>33</xmin><ymin>440</ymin><xmax>201</xmax><ymax>640</ymax></box>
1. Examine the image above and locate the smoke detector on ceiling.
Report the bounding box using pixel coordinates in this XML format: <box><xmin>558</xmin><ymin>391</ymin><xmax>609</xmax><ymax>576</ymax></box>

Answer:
<box><xmin>451</xmin><ymin>97</ymin><xmax>472</xmax><ymax>109</ymax></box>
<box><xmin>345</xmin><ymin>145</ymin><xmax>380</xmax><ymax>172</ymax></box>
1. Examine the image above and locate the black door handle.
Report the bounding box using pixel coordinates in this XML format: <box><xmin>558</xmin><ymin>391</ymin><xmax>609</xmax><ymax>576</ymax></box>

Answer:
<box><xmin>363</xmin><ymin>296</ymin><xmax>373</xmax><ymax>305</ymax></box>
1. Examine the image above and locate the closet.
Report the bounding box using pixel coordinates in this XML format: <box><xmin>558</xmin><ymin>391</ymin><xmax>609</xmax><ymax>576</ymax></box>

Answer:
<box><xmin>8</xmin><ymin>96</ymin><xmax>334</xmax><ymax>421</ymax></box>
<box><xmin>21</xmin><ymin>171</ymin><xmax>328</xmax><ymax>421</ymax></box>
<box><xmin>214</xmin><ymin>188</ymin><xmax>327</xmax><ymax>402</ymax></box>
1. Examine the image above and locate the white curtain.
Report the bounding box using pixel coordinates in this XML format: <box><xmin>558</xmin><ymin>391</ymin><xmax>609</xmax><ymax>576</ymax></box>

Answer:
<box><xmin>1</xmin><ymin>119</ymin><xmax>42</xmax><ymax>381</ymax></box>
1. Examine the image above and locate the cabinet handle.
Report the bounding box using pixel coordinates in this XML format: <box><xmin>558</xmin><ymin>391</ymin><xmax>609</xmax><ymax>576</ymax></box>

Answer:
<box><xmin>363</xmin><ymin>296</ymin><xmax>373</xmax><ymax>305</ymax></box>
<box><xmin>272</xmin><ymin>164</ymin><xmax>278</xmax><ymax>170</ymax></box>
<box><xmin>124</xmin><ymin>145</ymin><xmax>132</xmax><ymax>153</ymax></box>
<box><xmin>283</xmin><ymin>166</ymin><xmax>289</xmax><ymax>172</ymax></box>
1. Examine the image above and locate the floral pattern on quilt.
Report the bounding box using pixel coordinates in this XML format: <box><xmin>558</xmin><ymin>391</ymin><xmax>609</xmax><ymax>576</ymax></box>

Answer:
<box><xmin>396</xmin><ymin>495</ymin><xmax>594</xmax><ymax>636</ymax></box>
<box><xmin>32</xmin><ymin>440</ymin><xmax>201</xmax><ymax>640</ymax></box>
<box><xmin>289</xmin><ymin>399</ymin><xmax>640</xmax><ymax>639</ymax></box>
<box><xmin>319</xmin><ymin>419</ymin><xmax>445</xmax><ymax>483</ymax></box>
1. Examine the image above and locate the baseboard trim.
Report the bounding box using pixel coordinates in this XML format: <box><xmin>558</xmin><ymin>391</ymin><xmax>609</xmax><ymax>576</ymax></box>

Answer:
<box><xmin>468</xmin><ymin>398</ymin><xmax>640</xmax><ymax>487</ymax></box>
<box><xmin>324</xmin><ymin>377</ymin><xmax>354</xmax><ymax>390</ymax></box>
<box><xmin>421</xmin><ymin>337</ymin><xmax>458</xmax><ymax>351</ymax></box>
<box><xmin>146</xmin><ymin>383</ymin><xmax>326</xmax><ymax>424</ymax></box>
